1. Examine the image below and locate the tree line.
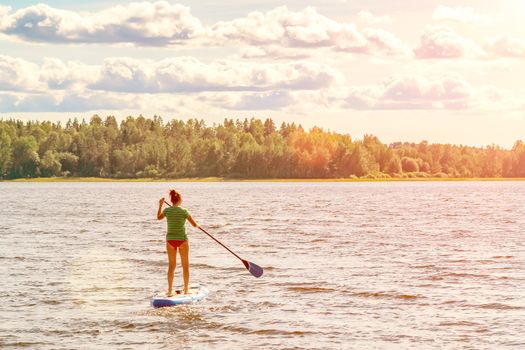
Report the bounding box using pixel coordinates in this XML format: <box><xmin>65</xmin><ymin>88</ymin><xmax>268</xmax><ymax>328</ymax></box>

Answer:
<box><xmin>1</xmin><ymin>115</ymin><xmax>524</xmax><ymax>179</ymax></box>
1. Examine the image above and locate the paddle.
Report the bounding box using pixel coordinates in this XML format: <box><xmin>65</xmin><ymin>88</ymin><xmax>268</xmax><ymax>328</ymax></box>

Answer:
<box><xmin>163</xmin><ymin>200</ymin><xmax>263</xmax><ymax>278</ymax></box>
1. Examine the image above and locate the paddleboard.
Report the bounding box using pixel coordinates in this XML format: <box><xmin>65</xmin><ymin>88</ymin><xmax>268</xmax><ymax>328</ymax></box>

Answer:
<box><xmin>151</xmin><ymin>284</ymin><xmax>209</xmax><ymax>308</ymax></box>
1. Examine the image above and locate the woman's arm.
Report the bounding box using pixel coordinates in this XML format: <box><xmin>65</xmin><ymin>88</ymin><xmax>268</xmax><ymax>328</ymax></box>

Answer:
<box><xmin>157</xmin><ymin>198</ymin><xmax>165</xmax><ymax>220</ymax></box>
<box><xmin>187</xmin><ymin>215</ymin><xmax>199</xmax><ymax>228</ymax></box>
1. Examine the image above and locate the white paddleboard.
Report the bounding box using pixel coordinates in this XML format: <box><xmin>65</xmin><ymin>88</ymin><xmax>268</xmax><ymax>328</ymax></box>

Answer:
<box><xmin>151</xmin><ymin>284</ymin><xmax>209</xmax><ymax>308</ymax></box>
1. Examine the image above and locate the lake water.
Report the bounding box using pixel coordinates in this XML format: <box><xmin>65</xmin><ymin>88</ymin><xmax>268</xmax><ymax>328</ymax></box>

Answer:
<box><xmin>0</xmin><ymin>181</ymin><xmax>524</xmax><ymax>349</ymax></box>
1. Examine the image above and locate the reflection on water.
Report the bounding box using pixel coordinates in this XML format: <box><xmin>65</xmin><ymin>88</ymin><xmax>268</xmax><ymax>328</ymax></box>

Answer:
<box><xmin>1</xmin><ymin>181</ymin><xmax>524</xmax><ymax>349</ymax></box>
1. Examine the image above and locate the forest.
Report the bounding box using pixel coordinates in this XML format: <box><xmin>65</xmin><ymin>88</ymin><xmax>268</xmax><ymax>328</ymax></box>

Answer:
<box><xmin>1</xmin><ymin>115</ymin><xmax>525</xmax><ymax>179</ymax></box>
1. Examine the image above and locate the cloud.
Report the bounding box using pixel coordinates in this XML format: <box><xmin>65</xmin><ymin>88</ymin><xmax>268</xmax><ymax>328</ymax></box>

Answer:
<box><xmin>40</xmin><ymin>57</ymin><xmax>98</xmax><ymax>89</ymax></box>
<box><xmin>341</xmin><ymin>74</ymin><xmax>523</xmax><ymax>111</ymax></box>
<box><xmin>208</xmin><ymin>6</ymin><xmax>407</xmax><ymax>55</ymax></box>
<box><xmin>0</xmin><ymin>55</ymin><xmax>342</xmax><ymax>95</ymax></box>
<box><xmin>0</xmin><ymin>55</ymin><xmax>40</xmax><ymax>91</ymax></box>
<box><xmin>232</xmin><ymin>91</ymin><xmax>294</xmax><ymax>110</ymax></box>
<box><xmin>358</xmin><ymin>27</ymin><xmax>408</xmax><ymax>55</ymax></box>
<box><xmin>196</xmin><ymin>90</ymin><xmax>295</xmax><ymax>110</ymax></box>
<box><xmin>0</xmin><ymin>93</ymin><xmax>57</xmax><ymax>112</ymax></box>
<box><xmin>357</xmin><ymin>10</ymin><xmax>392</xmax><ymax>25</ymax></box>
<box><xmin>0</xmin><ymin>3</ymin><xmax>409</xmax><ymax>57</ymax></box>
<box><xmin>484</xmin><ymin>35</ymin><xmax>525</xmax><ymax>58</ymax></box>
<box><xmin>432</xmin><ymin>6</ymin><xmax>490</xmax><ymax>24</ymax></box>
<box><xmin>89</xmin><ymin>56</ymin><xmax>341</xmax><ymax>93</ymax></box>
<box><xmin>414</xmin><ymin>26</ymin><xmax>481</xmax><ymax>59</ymax></box>
<box><xmin>0</xmin><ymin>2</ymin><xmax>202</xmax><ymax>45</ymax></box>
<box><xmin>0</xmin><ymin>5</ymin><xmax>10</xmax><ymax>28</ymax></box>
<box><xmin>344</xmin><ymin>74</ymin><xmax>472</xmax><ymax>110</ymax></box>
<box><xmin>1</xmin><ymin>71</ymin><xmax>519</xmax><ymax>113</ymax></box>
<box><xmin>0</xmin><ymin>91</ymin><xmax>139</xmax><ymax>112</ymax></box>
<box><xmin>0</xmin><ymin>55</ymin><xmax>98</xmax><ymax>93</ymax></box>
<box><xmin>415</xmin><ymin>27</ymin><xmax>525</xmax><ymax>61</ymax></box>
<box><xmin>0</xmin><ymin>89</ymin><xmax>297</xmax><ymax>113</ymax></box>
<box><xmin>238</xmin><ymin>46</ymin><xmax>310</xmax><ymax>60</ymax></box>
<box><xmin>0</xmin><ymin>54</ymin><xmax>342</xmax><ymax>112</ymax></box>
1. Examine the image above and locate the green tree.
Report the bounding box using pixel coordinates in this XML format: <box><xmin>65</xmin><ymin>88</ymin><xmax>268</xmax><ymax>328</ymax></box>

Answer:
<box><xmin>40</xmin><ymin>151</ymin><xmax>62</xmax><ymax>177</ymax></box>
<box><xmin>510</xmin><ymin>140</ymin><xmax>525</xmax><ymax>177</ymax></box>
<box><xmin>386</xmin><ymin>156</ymin><xmax>402</xmax><ymax>175</ymax></box>
<box><xmin>401</xmin><ymin>157</ymin><xmax>419</xmax><ymax>172</ymax></box>
<box><xmin>11</xmin><ymin>136</ymin><xmax>40</xmax><ymax>177</ymax></box>
<box><xmin>0</xmin><ymin>125</ymin><xmax>13</xmax><ymax>177</ymax></box>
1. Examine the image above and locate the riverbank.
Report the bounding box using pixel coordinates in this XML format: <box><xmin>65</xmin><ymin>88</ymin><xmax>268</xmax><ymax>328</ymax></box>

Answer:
<box><xmin>4</xmin><ymin>177</ymin><xmax>525</xmax><ymax>182</ymax></box>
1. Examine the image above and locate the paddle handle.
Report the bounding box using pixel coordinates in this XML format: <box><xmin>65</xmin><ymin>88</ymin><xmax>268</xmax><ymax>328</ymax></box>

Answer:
<box><xmin>162</xmin><ymin>200</ymin><xmax>244</xmax><ymax>262</ymax></box>
<box><xmin>197</xmin><ymin>226</ymin><xmax>244</xmax><ymax>263</ymax></box>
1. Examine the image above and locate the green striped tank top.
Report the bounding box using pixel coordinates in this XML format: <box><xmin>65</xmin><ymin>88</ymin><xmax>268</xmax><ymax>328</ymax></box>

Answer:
<box><xmin>163</xmin><ymin>206</ymin><xmax>190</xmax><ymax>240</ymax></box>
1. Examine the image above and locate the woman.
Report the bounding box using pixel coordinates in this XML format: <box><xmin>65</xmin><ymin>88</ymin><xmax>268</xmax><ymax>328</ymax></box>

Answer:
<box><xmin>157</xmin><ymin>189</ymin><xmax>198</xmax><ymax>296</ymax></box>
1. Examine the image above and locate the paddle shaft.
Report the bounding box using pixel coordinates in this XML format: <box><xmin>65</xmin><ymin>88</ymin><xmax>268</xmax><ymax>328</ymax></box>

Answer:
<box><xmin>163</xmin><ymin>200</ymin><xmax>244</xmax><ymax>262</ymax></box>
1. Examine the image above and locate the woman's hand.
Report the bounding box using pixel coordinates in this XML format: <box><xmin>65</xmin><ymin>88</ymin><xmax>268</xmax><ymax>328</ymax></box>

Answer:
<box><xmin>157</xmin><ymin>198</ymin><xmax>166</xmax><ymax>220</ymax></box>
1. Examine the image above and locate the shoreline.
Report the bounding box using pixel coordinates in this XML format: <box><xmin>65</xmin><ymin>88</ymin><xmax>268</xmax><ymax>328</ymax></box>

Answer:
<box><xmin>3</xmin><ymin>177</ymin><xmax>525</xmax><ymax>183</ymax></box>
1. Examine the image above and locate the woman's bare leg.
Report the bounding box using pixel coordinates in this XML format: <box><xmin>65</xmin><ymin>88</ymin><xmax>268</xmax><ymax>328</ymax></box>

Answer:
<box><xmin>166</xmin><ymin>242</ymin><xmax>177</xmax><ymax>296</ymax></box>
<box><xmin>179</xmin><ymin>241</ymin><xmax>190</xmax><ymax>294</ymax></box>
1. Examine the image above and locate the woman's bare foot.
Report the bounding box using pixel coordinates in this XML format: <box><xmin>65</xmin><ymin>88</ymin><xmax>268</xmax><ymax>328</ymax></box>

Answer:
<box><xmin>166</xmin><ymin>290</ymin><xmax>174</xmax><ymax>297</ymax></box>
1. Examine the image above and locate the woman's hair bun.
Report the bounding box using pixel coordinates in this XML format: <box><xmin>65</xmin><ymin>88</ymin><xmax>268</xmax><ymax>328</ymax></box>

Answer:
<box><xmin>169</xmin><ymin>189</ymin><xmax>181</xmax><ymax>204</ymax></box>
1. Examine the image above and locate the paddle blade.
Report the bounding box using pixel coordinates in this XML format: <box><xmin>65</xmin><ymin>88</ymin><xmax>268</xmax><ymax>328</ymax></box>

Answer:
<box><xmin>242</xmin><ymin>259</ymin><xmax>264</xmax><ymax>278</ymax></box>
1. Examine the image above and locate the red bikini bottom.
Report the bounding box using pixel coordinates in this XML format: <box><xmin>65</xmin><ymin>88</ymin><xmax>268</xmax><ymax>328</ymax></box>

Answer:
<box><xmin>167</xmin><ymin>240</ymin><xmax>186</xmax><ymax>248</ymax></box>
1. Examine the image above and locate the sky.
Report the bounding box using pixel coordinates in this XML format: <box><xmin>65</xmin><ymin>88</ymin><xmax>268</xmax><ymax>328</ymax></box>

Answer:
<box><xmin>0</xmin><ymin>1</ymin><xmax>524</xmax><ymax>147</ymax></box>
